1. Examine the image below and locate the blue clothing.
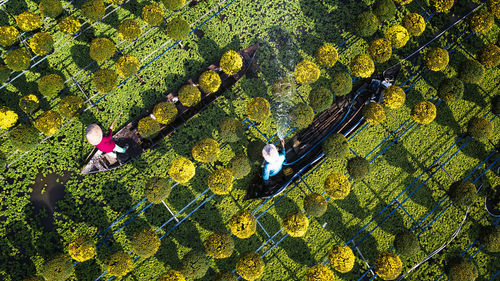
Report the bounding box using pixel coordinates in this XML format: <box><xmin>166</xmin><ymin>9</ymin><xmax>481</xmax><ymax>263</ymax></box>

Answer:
<box><xmin>262</xmin><ymin>148</ymin><xmax>286</xmax><ymax>181</ymax></box>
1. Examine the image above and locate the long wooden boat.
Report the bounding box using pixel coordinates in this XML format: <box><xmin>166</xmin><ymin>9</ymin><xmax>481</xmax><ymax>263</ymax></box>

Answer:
<box><xmin>82</xmin><ymin>44</ymin><xmax>259</xmax><ymax>174</ymax></box>
<box><xmin>244</xmin><ymin>65</ymin><xmax>401</xmax><ymax>200</ymax></box>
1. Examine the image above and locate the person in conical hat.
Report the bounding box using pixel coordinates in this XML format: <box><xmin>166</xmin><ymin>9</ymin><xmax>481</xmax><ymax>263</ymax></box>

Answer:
<box><xmin>262</xmin><ymin>139</ymin><xmax>286</xmax><ymax>182</ymax></box>
<box><xmin>86</xmin><ymin>123</ymin><xmax>127</xmax><ymax>158</ymax></box>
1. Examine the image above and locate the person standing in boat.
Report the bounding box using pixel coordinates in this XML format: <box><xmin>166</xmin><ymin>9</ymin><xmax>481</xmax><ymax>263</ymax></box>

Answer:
<box><xmin>86</xmin><ymin>123</ymin><xmax>128</xmax><ymax>158</ymax></box>
<box><xmin>262</xmin><ymin>140</ymin><xmax>286</xmax><ymax>184</ymax></box>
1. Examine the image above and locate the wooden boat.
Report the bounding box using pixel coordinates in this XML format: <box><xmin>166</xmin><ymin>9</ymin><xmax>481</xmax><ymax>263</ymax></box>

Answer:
<box><xmin>244</xmin><ymin>65</ymin><xmax>401</xmax><ymax>200</ymax></box>
<box><xmin>81</xmin><ymin>44</ymin><xmax>259</xmax><ymax>174</ymax></box>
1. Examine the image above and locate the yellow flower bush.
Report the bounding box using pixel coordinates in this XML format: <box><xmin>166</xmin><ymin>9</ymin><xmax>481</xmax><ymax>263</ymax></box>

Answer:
<box><xmin>199</xmin><ymin>70</ymin><xmax>221</xmax><ymax>93</ymax></box>
<box><xmin>0</xmin><ymin>26</ymin><xmax>19</xmax><ymax>47</ymax></box>
<box><xmin>469</xmin><ymin>10</ymin><xmax>494</xmax><ymax>34</ymax></box>
<box><xmin>204</xmin><ymin>232</ymin><xmax>234</xmax><ymax>259</ymax></box>
<box><xmin>58</xmin><ymin>16</ymin><xmax>81</xmax><ymax>34</ymax></box>
<box><xmin>324</xmin><ymin>173</ymin><xmax>351</xmax><ymax>199</ymax></box>
<box><xmin>489</xmin><ymin>0</ymin><xmax>500</xmax><ymax>18</ymax></box>
<box><xmin>158</xmin><ymin>270</ymin><xmax>185</xmax><ymax>281</ymax></box>
<box><xmin>303</xmin><ymin>193</ymin><xmax>327</xmax><ymax>217</ymax></box>
<box><xmin>178</xmin><ymin>84</ymin><xmax>201</xmax><ymax>107</ymax></box>
<box><xmin>220</xmin><ymin>50</ymin><xmax>243</xmax><ymax>75</ymax></box>
<box><xmin>81</xmin><ymin>0</ymin><xmax>105</xmax><ymax>22</ymax></box>
<box><xmin>40</xmin><ymin>255</ymin><xmax>74</xmax><ymax>281</ymax></box>
<box><xmin>169</xmin><ymin>157</ymin><xmax>195</xmax><ymax>183</ymax></box>
<box><xmin>425</xmin><ymin>47</ymin><xmax>449</xmax><ymax>71</ymax></box>
<box><xmin>479</xmin><ymin>44</ymin><xmax>500</xmax><ymax>67</ymax></box>
<box><xmin>229</xmin><ymin>209</ymin><xmax>257</xmax><ymax>239</ymax></box>
<box><xmin>207</xmin><ymin>168</ymin><xmax>234</xmax><ymax>195</ymax></box>
<box><xmin>403</xmin><ymin>13</ymin><xmax>426</xmax><ymax>36</ymax></box>
<box><xmin>144</xmin><ymin>177</ymin><xmax>171</xmax><ymax>203</ymax></box>
<box><xmin>0</xmin><ymin>107</ymin><xmax>18</xmax><ymax>129</ymax></box>
<box><xmin>131</xmin><ymin>229</ymin><xmax>161</xmax><ymax>258</ymax></box>
<box><xmin>213</xmin><ymin>272</ymin><xmax>237</xmax><ymax>281</ymax></box>
<box><xmin>16</xmin><ymin>12</ymin><xmax>41</xmax><ymax>32</ymax></box>
<box><xmin>116</xmin><ymin>55</ymin><xmax>140</xmax><ymax>77</ymax></box>
<box><xmin>305</xmin><ymin>264</ymin><xmax>335</xmax><ymax>281</ymax></box>
<box><xmin>383</xmin><ymin>85</ymin><xmax>406</xmax><ymax>108</ymax></box>
<box><xmin>118</xmin><ymin>19</ymin><xmax>142</xmax><ymax>41</ymax></box>
<box><xmin>192</xmin><ymin>138</ymin><xmax>220</xmax><ymax>163</ymax></box>
<box><xmin>138</xmin><ymin>116</ymin><xmax>161</xmax><ymax>138</ymax></box>
<box><xmin>315</xmin><ymin>43</ymin><xmax>338</xmax><ymax>67</ymax></box>
<box><xmin>105</xmin><ymin>252</ymin><xmax>133</xmax><ymax>277</ymax></box>
<box><xmin>368</xmin><ymin>38</ymin><xmax>392</xmax><ymax>63</ymax></box>
<box><xmin>38</xmin><ymin>73</ymin><xmax>64</xmax><ymax>98</ymax></box>
<box><xmin>58</xmin><ymin>95</ymin><xmax>84</xmax><ymax>119</ymax></box>
<box><xmin>394</xmin><ymin>0</ymin><xmax>412</xmax><ymax>4</ymax></box>
<box><xmin>375</xmin><ymin>252</ymin><xmax>403</xmax><ymax>280</ymax></box>
<box><xmin>68</xmin><ymin>235</ymin><xmax>96</xmax><ymax>262</ymax></box>
<box><xmin>93</xmin><ymin>68</ymin><xmax>117</xmax><ymax>93</ymax></box>
<box><xmin>90</xmin><ymin>38</ymin><xmax>115</xmax><ymax>63</ymax></box>
<box><xmin>329</xmin><ymin>245</ymin><xmax>355</xmax><ymax>273</ymax></box>
<box><xmin>363</xmin><ymin>102</ymin><xmax>386</xmax><ymax>124</ymax></box>
<box><xmin>30</xmin><ymin>32</ymin><xmax>54</xmax><ymax>56</ymax></box>
<box><xmin>35</xmin><ymin>110</ymin><xmax>63</xmax><ymax>135</ymax></box>
<box><xmin>142</xmin><ymin>3</ymin><xmax>164</xmax><ymax>26</ymax></box>
<box><xmin>5</xmin><ymin>49</ymin><xmax>31</xmax><ymax>71</ymax></box>
<box><xmin>246</xmin><ymin>97</ymin><xmax>270</xmax><ymax>122</ymax></box>
<box><xmin>236</xmin><ymin>252</ymin><xmax>265</xmax><ymax>281</ymax></box>
<box><xmin>294</xmin><ymin>60</ymin><xmax>320</xmax><ymax>84</ymax></box>
<box><xmin>431</xmin><ymin>0</ymin><xmax>454</xmax><ymax>13</ymax></box>
<box><xmin>282</xmin><ymin>211</ymin><xmax>309</xmax><ymax>237</ymax></box>
<box><xmin>385</xmin><ymin>25</ymin><xmax>409</xmax><ymax>49</ymax></box>
<box><xmin>19</xmin><ymin>94</ymin><xmax>39</xmax><ymax>114</ymax></box>
<box><xmin>162</xmin><ymin>0</ymin><xmax>186</xmax><ymax>10</ymax></box>
<box><xmin>350</xmin><ymin>55</ymin><xmax>374</xmax><ymax>78</ymax></box>
<box><xmin>411</xmin><ymin>101</ymin><xmax>436</xmax><ymax>124</ymax></box>
<box><xmin>153</xmin><ymin>102</ymin><xmax>178</xmax><ymax>125</ymax></box>
<box><xmin>39</xmin><ymin>0</ymin><xmax>62</xmax><ymax>18</ymax></box>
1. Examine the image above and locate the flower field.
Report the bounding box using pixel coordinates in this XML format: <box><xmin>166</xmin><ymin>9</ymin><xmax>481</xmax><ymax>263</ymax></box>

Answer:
<box><xmin>0</xmin><ymin>0</ymin><xmax>499</xmax><ymax>280</ymax></box>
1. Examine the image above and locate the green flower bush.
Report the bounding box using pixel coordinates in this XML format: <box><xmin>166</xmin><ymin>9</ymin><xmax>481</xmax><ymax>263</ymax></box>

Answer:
<box><xmin>90</xmin><ymin>38</ymin><xmax>115</xmax><ymax>63</ymax></box>
<box><xmin>219</xmin><ymin>118</ymin><xmax>243</xmax><ymax>143</ymax></box>
<box><xmin>144</xmin><ymin>177</ymin><xmax>171</xmax><ymax>203</ymax></box>
<box><xmin>138</xmin><ymin>116</ymin><xmax>161</xmax><ymax>139</ymax></box>
<box><xmin>153</xmin><ymin>102</ymin><xmax>178</xmax><ymax>125</ymax></box>
<box><xmin>105</xmin><ymin>252</ymin><xmax>133</xmax><ymax>277</ymax></box>
<box><xmin>368</xmin><ymin>38</ymin><xmax>392</xmax><ymax>63</ymax></box>
<box><xmin>116</xmin><ymin>55</ymin><xmax>140</xmax><ymax>77</ymax></box>
<box><xmin>142</xmin><ymin>3</ymin><xmax>164</xmax><ymax>26</ymax></box>
<box><xmin>350</xmin><ymin>55</ymin><xmax>375</xmax><ymax>78</ymax></box>
<box><xmin>438</xmin><ymin>78</ymin><xmax>464</xmax><ymax>103</ymax></box>
<box><xmin>294</xmin><ymin>60</ymin><xmax>320</xmax><ymax>84</ymax></box>
<box><xmin>331</xmin><ymin>71</ymin><xmax>352</xmax><ymax>96</ymax></box>
<box><xmin>385</xmin><ymin>25</ymin><xmax>409</xmax><ymax>49</ymax></box>
<box><xmin>180</xmin><ymin>250</ymin><xmax>209</xmax><ymax>280</ymax></box>
<box><xmin>229</xmin><ymin>209</ymin><xmax>257</xmax><ymax>239</ymax></box>
<box><xmin>208</xmin><ymin>168</ymin><xmax>234</xmax><ymax>195</ymax></box>
<box><xmin>469</xmin><ymin>10</ymin><xmax>494</xmax><ymax>34</ymax></box>
<box><xmin>282</xmin><ymin>211</ymin><xmax>309</xmax><ymax>237</ymax></box>
<box><xmin>68</xmin><ymin>235</ymin><xmax>96</xmax><ymax>262</ymax></box>
<box><xmin>38</xmin><ymin>73</ymin><xmax>64</xmax><ymax>99</ymax></box>
<box><xmin>431</xmin><ymin>0</ymin><xmax>454</xmax><ymax>13</ymax></box>
<box><xmin>5</xmin><ymin>49</ymin><xmax>31</xmax><ymax>71</ymax></box>
<box><xmin>93</xmin><ymin>68</ymin><xmax>117</xmax><ymax>93</ymax></box>
<box><xmin>315</xmin><ymin>43</ymin><xmax>338</xmax><ymax>67</ymax></box>
<box><xmin>492</xmin><ymin>95</ymin><xmax>500</xmax><ymax>115</ymax></box>
<box><xmin>467</xmin><ymin>117</ymin><xmax>493</xmax><ymax>141</ymax></box>
<box><xmin>478</xmin><ymin>44</ymin><xmax>500</xmax><ymax>67</ymax></box>
<box><xmin>447</xmin><ymin>258</ymin><xmax>478</xmax><ymax>281</ymax></box>
<box><xmin>459</xmin><ymin>59</ymin><xmax>484</xmax><ymax>84</ymax></box>
<box><xmin>166</xmin><ymin>18</ymin><xmax>190</xmax><ymax>40</ymax></box>
<box><xmin>212</xmin><ymin>272</ymin><xmax>237</xmax><ymax>281</ymax></box>
<box><xmin>272</xmin><ymin>76</ymin><xmax>296</xmax><ymax>101</ymax></box>
<box><xmin>19</xmin><ymin>94</ymin><xmax>39</xmax><ymax>114</ymax></box>
<box><xmin>204</xmin><ymin>232</ymin><xmax>234</xmax><ymax>259</ymax></box>
<box><xmin>0</xmin><ymin>25</ymin><xmax>19</xmax><ymax>47</ymax></box>
<box><xmin>324</xmin><ymin>173</ymin><xmax>351</xmax><ymax>199</ymax></box>
<box><xmin>81</xmin><ymin>0</ymin><xmax>105</xmax><ymax>22</ymax></box>
<box><xmin>247</xmin><ymin>139</ymin><xmax>265</xmax><ymax>163</ymax></box>
<box><xmin>394</xmin><ymin>231</ymin><xmax>420</xmax><ymax>257</ymax></box>
<box><xmin>162</xmin><ymin>0</ymin><xmax>186</xmax><ymax>10</ymax></box>
<box><xmin>347</xmin><ymin>156</ymin><xmax>370</xmax><ymax>180</ymax></box>
<box><xmin>403</xmin><ymin>13</ymin><xmax>426</xmax><ymax>36</ymax></box>
<box><xmin>192</xmin><ymin>138</ymin><xmax>220</xmax><ymax>163</ymax></box>
<box><xmin>59</xmin><ymin>95</ymin><xmax>84</xmax><ymax>119</ymax></box>
<box><xmin>363</xmin><ymin>102</ymin><xmax>386</xmax><ymax>124</ymax></box>
<box><xmin>158</xmin><ymin>270</ymin><xmax>185</xmax><ymax>281</ymax></box>
<box><xmin>425</xmin><ymin>47</ymin><xmax>449</xmax><ymax>71</ymax></box>
<box><xmin>303</xmin><ymin>193</ymin><xmax>327</xmax><ymax>217</ymax></box>
<box><xmin>290</xmin><ymin>103</ymin><xmax>315</xmax><ymax>129</ymax></box>
<box><xmin>373</xmin><ymin>0</ymin><xmax>396</xmax><ymax>22</ymax></box>
<box><xmin>9</xmin><ymin>124</ymin><xmax>39</xmax><ymax>152</ymax></box>
<box><xmin>178</xmin><ymin>84</ymin><xmax>201</xmax><ymax>107</ymax></box>
<box><xmin>411</xmin><ymin>101</ymin><xmax>436</xmax><ymax>124</ymax></box>
<box><xmin>480</xmin><ymin>225</ymin><xmax>500</xmax><ymax>252</ymax></box>
<box><xmin>305</xmin><ymin>264</ymin><xmax>335</xmax><ymax>281</ymax></box>
<box><xmin>375</xmin><ymin>252</ymin><xmax>403</xmax><ymax>280</ymax></box>
<box><xmin>30</xmin><ymin>32</ymin><xmax>54</xmax><ymax>56</ymax></box>
<box><xmin>58</xmin><ymin>17</ymin><xmax>81</xmax><ymax>34</ymax></box>
<box><xmin>24</xmin><ymin>276</ymin><xmax>44</xmax><ymax>281</ymax></box>
<box><xmin>354</xmin><ymin>12</ymin><xmax>379</xmax><ymax>37</ymax></box>
<box><xmin>323</xmin><ymin>133</ymin><xmax>348</xmax><ymax>159</ymax></box>
<box><xmin>383</xmin><ymin>85</ymin><xmax>406</xmax><ymax>108</ymax></box>
<box><xmin>448</xmin><ymin>180</ymin><xmax>477</xmax><ymax>206</ymax></box>
<box><xmin>40</xmin><ymin>255</ymin><xmax>74</xmax><ymax>280</ymax></box>
<box><xmin>0</xmin><ymin>107</ymin><xmax>18</xmax><ymax>129</ymax></box>
<box><xmin>0</xmin><ymin>64</ymin><xmax>9</xmax><ymax>84</ymax></box>
<box><xmin>247</xmin><ymin>97</ymin><xmax>270</xmax><ymax>122</ymax></box>
<box><xmin>118</xmin><ymin>19</ymin><xmax>142</xmax><ymax>41</ymax></box>
<box><xmin>16</xmin><ymin>12</ymin><xmax>41</xmax><ymax>31</ymax></box>
<box><xmin>39</xmin><ymin>0</ymin><xmax>62</xmax><ymax>18</ymax></box>
<box><xmin>220</xmin><ymin>50</ymin><xmax>243</xmax><ymax>75</ymax></box>
<box><xmin>169</xmin><ymin>157</ymin><xmax>196</xmax><ymax>183</ymax></box>
<box><xmin>236</xmin><ymin>252</ymin><xmax>265</xmax><ymax>281</ymax></box>
<box><xmin>229</xmin><ymin>154</ymin><xmax>251</xmax><ymax>179</ymax></box>
<box><xmin>490</xmin><ymin>0</ymin><xmax>500</xmax><ymax>18</ymax></box>
<box><xmin>199</xmin><ymin>70</ymin><xmax>221</xmax><ymax>93</ymax></box>
<box><xmin>35</xmin><ymin>110</ymin><xmax>62</xmax><ymax>135</ymax></box>
<box><xmin>131</xmin><ymin>229</ymin><xmax>161</xmax><ymax>258</ymax></box>
<box><xmin>329</xmin><ymin>245</ymin><xmax>355</xmax><ymax>273</ymax></box>
<box><xmin>309</xmin><ymin>87</ymin><xmax>333</xmax><ymax>112</ymax></box>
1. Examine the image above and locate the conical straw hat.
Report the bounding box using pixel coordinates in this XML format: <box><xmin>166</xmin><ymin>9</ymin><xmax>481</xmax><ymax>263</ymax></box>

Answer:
<box><xmin>86</xmin><ymin>124</ymin><xmax>103</xmax><ymax>145</ymax></box>
<box><xmin>262</xmin><ymin>144</ymin><xmax>279</xmax><ymax>163</ymax></box>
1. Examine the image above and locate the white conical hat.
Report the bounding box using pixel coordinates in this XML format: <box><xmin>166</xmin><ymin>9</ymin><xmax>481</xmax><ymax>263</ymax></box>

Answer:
<box><xmin>86</xmin><ymin>124</ymin><xmax>103</xmax><ymax>145</ymax></box>
<box><xmin>262</xmin><ymin>144</ymin><xmax>280</xmax><ymax>163</ymax></box>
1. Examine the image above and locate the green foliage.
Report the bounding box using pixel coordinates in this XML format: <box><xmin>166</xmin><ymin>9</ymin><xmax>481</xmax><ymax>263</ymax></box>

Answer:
<box><xmin>229</xmin><ymin>209</ymin><xmax>257</xmax><ymax>239</ymax></box>
<box><xmin>247</xmin><ymin>139</ymin><xmax>265</xmax><ymax>163</ymax></box>
<box><xmin>303</xmin><ymin>193</ymin><xmax>327</xmax><ymax>217</ymax></box>
<box><xmin>347</xmin><ymin>156</ymin><xmax>370</xmax><ymax>180</ymax></box>
<box><xmin>246</xmin><ymin>97</ymin><xmax>270</xmax><ymax>122</ymax></box>
<box><xmin>373</xmin><ymin>0</ymin><xmax>396</xmax><ymax>22</ymax></box>
<box><xmin>142</xmin><ymin>3</ymin><xmax>164</xmax><ymax>26</ymax></box>
<box><xmin>180</xmin><ymin>250</ymin><xmax>209</xmax><ymax>280</ymax></box>
<box><xmin>131</xmin><ymin>229</ymin><xmax>161</xmax><ymax>258</ymax></box>
<box><xmin>305</xmin><ymin>264</ymin><xmax>335</xmax><ymax>281</ymax></box>
<box><xmin>58</xmin><ymin>16</ymin><xmax>81</xmax><ymax>34</ymax></box>
<box><xmin>354</xmin><ymin>12</ymin><xmax>379</xmax><ymax>37</ymax></box>
<box><xmin>119</xmin><ymin>19</ymin><xmax>142</xmax><ymax>41</ymax></box>
<box><xmin>363</xmin><ymin>102</ymin><xmax>386</xmax><ymax>124</ymax></box>
<box><xmin>480</xmin><ymin>225</ymin><xmax>500</xmax><ymax>253</ymax></box>
<box><xmin>93</xmin><ymin>68</ymin><xmax>117</xmax><ymax>93</ymax></box>
<box><xmin>236</xmin><ymin>252</ymin><xmax>265</xmax><ymax>281</ymax></box>
<box><xmin>0</xmin><ymin>64</ymin><xmax>9</xmax><ymax>84</ymax></box>
<box><xmin>38</xmin><ymin>73</ymin><xmax>64</xmax><ymax>99</ymax></box>
<box><xmin>90</xmin><ymin>38</ymin><xmax>115</xmax><ymax>63</ymax></box>
<box><xmin>0</xmin><ymin>106</ymin><xmax>18</xmax><ymax>129</ymax></box>
<box><xmin>199</xmin><ymin>70</ymin><xmax>221</xmax><ymax>93</ymax></box>
<box><xmin>458</xmin><ymin>59</ymin><xmax>485</xmax><ymax>84</ymax></box>
<box><xmin>39</xmin><ymin>0</ymin><xmax>62</xmax><ymax>18</ymax></box>
<box><xmin>220</xmin><ymin>50</ymin><xmax>243</xmax><ymax>75</ymax></box>
<box><xmin>5</xmin><ymin>48</ymin><xmax>31</xmax><ymax>71</ymax></box>
<box><xmin>331</xmin><ymin>71</ymin><xmax>352</xmax><ymax>96</ymax></box>
<box><xmin>68</xmin><ymin>235</ymin><xmax>96</xmax><ymax>262</ymax></box>
<box><xmin>492</xmin><ymin>95</ymin><xmax>500</xmax><ymax>115</ymax></box>
<box><xmin>162</xmin><ymin>0</ymin><xmax>186</xmax><ymax>10</ymax></box>
<box><xmin>178</xmin><ymin>84</ymin><xmax>201</xmax><ymax>107</ymax></box>
<box><xmin>368</xmin><ymin>38</ymin><xmax>392</xmax><ymax>63</ymax></box>
<box><xmin>403</xmin><ymin>13</ymin><xmax>426</xmax><ymax>36</ymax></box>
<box><xmin>105</xmin><ymin>251</ymin><xmax>133</xmax><ymax>277</ymax></box>
<box><xmin>219</xmin><ymin>118</ymin><xmax>244</xmax><ymax>143</ymax></box>
<box><xmin>290</xmin><ymin>103</ymin><xmax>314</xmax><ymax>129</ymax></box>
<box><xmin>138</xmin><ymin>116</ymin><xmax>161</xmax><ymax>139</ymax></box>
<box><xmin>166</xmin><ymin>18</ymin><xmax>190</xmax><ymax>40</ymax></box>
<box><xmin>208</xmin><ymin>168</ymin><xmax>234</xmax><ymax>195</ymax></box>
<box><xmin>394</xmin><ymin>231</ymin><xmax>420</xmax><ymax>257</ymax></box>
<box><xmin>282</xmin><ymin>211</ymin><xmax>309</xmax><ymax>237</ymax></box>
<box><xmin>324</xmin><ymin>173</ymin><xmax>351</xmax><ymax>199</ymax></box>
<box><xmin>144</xmin><ymin>177</ymin><xmax>171</xmax><ymax>203</ymax></box>
<box><xmin>153</xmin><ymin>101</ymin><xmax>178</xmax><ymax>125</ymax></box>
<box><xmin>294</xmin><ymin>60</ymin><xmax>320</xmax><ymax>84</ymax></box>
<box><xmin>375</xmin><ymin>252</ymin><xmax>403</xmax><ymax>280</ymax></box>
<box><xmin>229</xmin><ymin>154</ymin><xmax>251</xmax><ymax>179</ymax></box>
<box><xmin>81</xmin><ymin>0</ymin><xmax>105</xmax><ymax>21</ymax></box>
<box><xmin>116</xmin><ymin>55</ymin><xmax>140</xmax><ymax>77</ymax></box>
<box><xmin>16</xmin><ymin>12</ymin><xmax>41</xmax><ymax>32</ymax></box>
<box><xmin>467</xmin><ymin>117</ymin><xmax>493</xmax><ymax>141</ymax></box>
<box><xmin>35</xmin><ymin>110</ymin><xmax>62</xmax><ymax>135</ymax></box>
<box><xmin>447</xmin><ymin>258</ymin><xmax>478</xmax><ymax>281</ymax></box>
<box><xmin>9</xmin><ymin>124</ymin><xmax>40</xmax><ymax>152</ymax></box>
<box><xmin>383</xmin><ymin>85</ymin><xmax>405</xmax><ymax>108</ymax></box>
<box><xmin>0</xmin><ymin>25</ymin><xmax>19</xmax><ymax>47</ymax></box>
<box><xmin>384</xmin><ymin>25</ymin><xmax>409</xmax><ymax>49</ymax></box>
<box><xmin>192</xmin><ymin>138</ymin><xmax>220</xmax><ymax>163</ymax></box>
<box><xmin>18</xmin><ymin>94</ymin><xmax>39</xmax><ymax>114</ymax></box>
<box><xmin>469</xmin><ymin>10</ymin><xmax>494</xmax><ymax>34</ymax></box>
<box><xmin>438</xmin><ymin>78</ymin><xmax>464</xmax><ymax>103</ymax></box>
<box><xmin>350</xmin><ymin>54</ymin><xmax>375</xmax><ymax>78</ymax></box>
<box><xmin>39</xmin><ymin>255</ymin><xmax>74</xmax><ymax>281</ymax></box>
<box><xmin>315</xmin><ymin>43</ymin><xmax>338</xmax><ymax>67</ymax></box>
<box><xmin>309</xmin><ymin>87</ymin><xmax>332</xmax><ymax>112</ymax></box>
<box><xmin>169</xmin><ymin>157</ymin><xmax>196</xmax><ymax>183</ymax></box>
<box><xmin>430</xmin><ymin>0</ymin><xmax>454</xmax><ymax>13</ymax></box>
<box><xmin>212</xmin><ymin>272</ymin><xmax>237</xmax><ymax>281</ymax></box>
<box><xmin>322</xmin><ymin>133</ymin><xmax>348</xmax><ymax>160</ymax></box>
<box><xmin>157</xmin><ymin>270</ymin><xmax>185</xmax><ymax>281</ymax></box>
<box><xmin>478</xmin><ymin>44</ymin><xmax>500</xmax><ymax>67</ymax></box>
<box><xmin>329</xmin><ymin>245</ymin><xmax>355</xmax><ymax>273</ymax></box>
<box><xmin>204</xmin><ymin>232</ymin><xmax>234</xmax><ymax>259</ymax></box>
<box><xmin>58</xmin><ymin>95</ymin><xmax>84</xmax><ymax>119</ymax></box>
<box><xmin>411</xmin><ymin>101</ymin><xmax>436</xmax><ymax>124</ymax></box>
<box><xmin>448</xmin><ymin>180</ymin><xmax>477</xmax><ymax>207</ymax></box>
<box><xmin>425</xmin><ymin>47</ymin><xmax>449</xmax><ymax>71</ymax></box>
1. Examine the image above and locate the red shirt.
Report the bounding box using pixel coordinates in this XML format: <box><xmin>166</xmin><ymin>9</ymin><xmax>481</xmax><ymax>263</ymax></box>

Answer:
<box><xmin>96</xmin><ymin>130</ymin><xmax>116</xmax><ymax>153</ymax></box>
